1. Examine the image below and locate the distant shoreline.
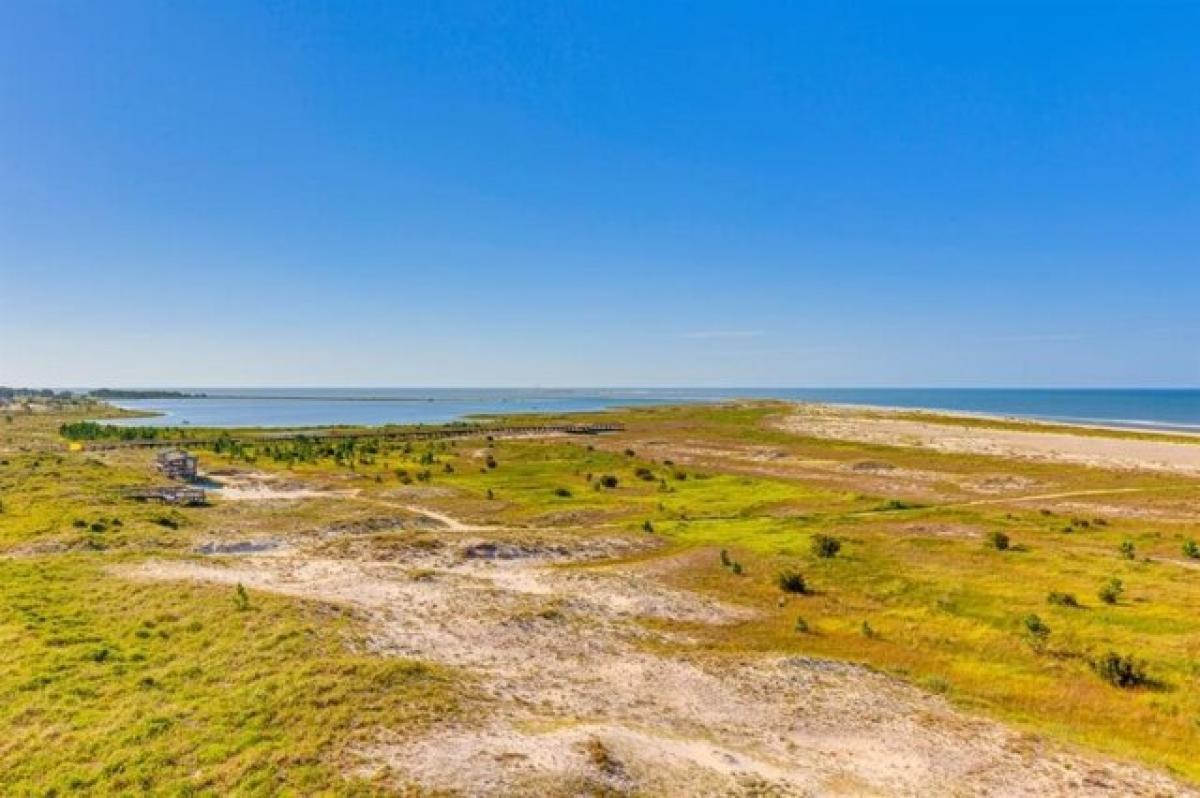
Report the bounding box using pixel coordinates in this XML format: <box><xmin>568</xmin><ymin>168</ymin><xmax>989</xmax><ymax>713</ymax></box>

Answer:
<box><xmin>93</xmin><ymin>389</ymin><xmax>1200</xmax><ymax>438</ymax></box>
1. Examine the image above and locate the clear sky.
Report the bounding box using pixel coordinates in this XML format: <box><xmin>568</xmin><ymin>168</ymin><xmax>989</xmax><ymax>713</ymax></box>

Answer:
<box><xmin>2</xmin><ymin>1</ymin><xmax>1197</xmax><ymax>388</ymax></box>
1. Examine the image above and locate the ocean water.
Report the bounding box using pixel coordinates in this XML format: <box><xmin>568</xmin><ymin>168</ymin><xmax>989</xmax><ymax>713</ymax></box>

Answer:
<box><xmin>98</xmin><ymin>388</ymin><xmax>1200</xmax><ymax>432</ymax></box>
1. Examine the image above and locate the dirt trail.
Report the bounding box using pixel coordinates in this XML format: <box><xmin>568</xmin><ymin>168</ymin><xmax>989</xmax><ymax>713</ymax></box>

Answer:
<box><xmin>122</xmin><ymin>509</ymin><xmax>1196</xmax><ymax>797</ymax></box>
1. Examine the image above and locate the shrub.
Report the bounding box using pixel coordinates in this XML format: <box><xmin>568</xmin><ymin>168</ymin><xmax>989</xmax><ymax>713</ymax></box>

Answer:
<box><xmin>553</xmin><ymin>487</ymin><xmax>572</xmax><ymax>498</ymax></box>
<box><xmin>486</xmin><ymin>488</ymin><xmax>494</xmax><ymax>500</ymax></box>
<box><xmin>1023</xmin><ymin>612</ymin><xmax>1049</xmax><ymax>633</ymax></box>
<box><xmin>924</xmin><ymin>676</ymin><xmax>951</xmax><ymax>694</ymax></box>
<box><xmin>1182</xmin><ymin>539</ymin><xmax>1200</xmax><ymax>559</ymax></box>
<box><xmin>485</xmin><ymin>455</ymin><xmax>498</xmax><ymax>469</ymax></box>
<box><xmin>598</xmin><ymin>474</ymin><xmax>619</xmax><ymax>489</ymax></box>
<box><xmin>1119</xmin><ymin>540</ymin><xmax>1136</xmax><ymax>560</ymax></box>
<box><xmin>1023</xmin><ymin>613</ymin><xmax>1050</xmax><ymax>648</ymax></box>
<box><xmin>876</xmin><ymin>499</ymin><xmax>923</xmax><ymax>511</ymax></box>
<box><xmin>1047</xmin><ymin>591</ymin><xmax>1079</xmax><ymax>607</ymax></box>
<box><xmin>793</xmin><ymin>616</ymin><xmax>809</xmax><ymax>634</ymax></box>
<box><xmin>634</xmin><ymin>466</ymin><xmax>655</xmax><ymax>481</ymax></box>
<box><xmin>1091</xmin><ymin>650</ymin><xmax>1148</xmax><ymax>688</ymax></box>
<box><xmin>719</xmin><ymin>549</ymin><xmax>731</xmax><ymax>567</ymax></box>
<box><xmin>730</xmin><ymin>561</ymin><xmax>743</xmax><ymax>575</ymax></box>
<box><xmin>987</xmin><ymin>530</ymin><xmax>1010</xmax><ymax>551</ymax></box>
<box><xmin>1098</xmin><ymin>578</ymin><xmax>1123</xmax><ymax>605</ymax></box>
<box><xmin>810</xmin><ymin>534</ymin><xmax>842</xmax><ymax>559</ymax></box>
<box><xmin>233</xmin><ymin>583</ymin><xmax>250</xmax><ymax>611</ymax></box>
<box><xmin>777</xmin><ymin>569</ymin><xmax>807</xmax><ymax>594</ymax></box>
<box><xmin>623</xmin><ymin>448</ymin><xmax>636</xmax><ymax>457</ymax></box>
<box><xmin>641</xmin><ymin>520</ymin><xmax>654</xmax><ymax>533</ymax></box>
<box><xmin>860</xmin><ymin>621</ymin><xmax>877</xmax><ymax>639</ymax></box>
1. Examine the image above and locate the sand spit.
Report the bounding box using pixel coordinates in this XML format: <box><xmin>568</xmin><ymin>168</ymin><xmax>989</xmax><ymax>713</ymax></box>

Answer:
<box><xmin>779</xmin><ymin>407</ymin><xmax>1200</xmax><ymax>476</ymax></box>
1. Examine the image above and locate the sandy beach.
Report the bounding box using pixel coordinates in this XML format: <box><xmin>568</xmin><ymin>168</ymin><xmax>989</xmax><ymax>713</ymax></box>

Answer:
<box><xmin>778</xmin><ymin>404</ymin><xmax>1200</xmax><ymax>476</ymax></box>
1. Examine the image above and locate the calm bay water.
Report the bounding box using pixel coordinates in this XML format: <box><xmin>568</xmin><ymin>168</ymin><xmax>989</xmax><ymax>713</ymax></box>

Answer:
<box><xmin>99</xmin><ymin>388</ymin><xmax>1200</xmax><ymax>432</ymax></box>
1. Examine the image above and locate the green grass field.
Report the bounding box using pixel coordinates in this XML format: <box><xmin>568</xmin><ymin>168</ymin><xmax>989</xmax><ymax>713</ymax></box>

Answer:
<box><xmin>3</xmin><ymin>401</ymin><xmax>1200</xmax><ymax>789</ymax></box>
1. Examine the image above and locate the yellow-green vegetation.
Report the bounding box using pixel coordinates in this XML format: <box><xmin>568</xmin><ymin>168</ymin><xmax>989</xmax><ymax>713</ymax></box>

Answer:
<box><xmin>0</xmin><ymin>557</ymin><xmax>456</xmax><ymax>794</ymax></box>
<box><xmin>4</xmin><ymin>399</ymin><xmax>1200</xmax><ymax>787</ymax></box>
<box><xmin>0</xmin><ymin>408</ymin><xmax>460</xmax><ymax>794</ymax></box>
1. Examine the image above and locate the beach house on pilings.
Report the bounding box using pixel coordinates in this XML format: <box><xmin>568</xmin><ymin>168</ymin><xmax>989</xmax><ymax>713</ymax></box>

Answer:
<box><xmin>156</xmin><ymin>450</ymin><xmax>198</xmax><ymax>481</ymax></box>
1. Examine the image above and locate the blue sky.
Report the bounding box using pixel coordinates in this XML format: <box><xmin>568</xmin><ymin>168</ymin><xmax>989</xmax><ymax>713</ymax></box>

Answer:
<box><xmin>2</xmin><ymin>1</ymin><xmax>1197</xmax><ymax>387</ymax></box>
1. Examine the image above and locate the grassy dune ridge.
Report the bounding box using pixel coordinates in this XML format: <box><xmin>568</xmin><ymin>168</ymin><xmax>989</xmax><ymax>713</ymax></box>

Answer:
<box><xmin>2</xmin><ymin>401</ymin><xmax>1200</xmax><ymax>789</ymax></box>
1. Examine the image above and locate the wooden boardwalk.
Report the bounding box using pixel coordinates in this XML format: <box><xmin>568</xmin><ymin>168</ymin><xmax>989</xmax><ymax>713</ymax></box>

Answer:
<box><xmin>80</xmin><ymin>422</ymin><xmax>624</xmax><ymax>451</ymax></box>
<box><xmin>123</xmin><ymin>486</ymin><xmax>207</xmax><ymax>505</ymax></box>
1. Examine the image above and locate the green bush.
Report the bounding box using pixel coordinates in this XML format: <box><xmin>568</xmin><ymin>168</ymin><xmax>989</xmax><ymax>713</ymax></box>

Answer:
<box><xmin>1023</xmin><ymin>613</ymin><xmax>1050</xmax><ymax>650</ymax></box>
<box><xmin>876</xmin><ymin>499</ymin><xmax>923</xmax><ymax>511</ymax></box>
<box><xmin>1047</xmin><ymin>591</ymin><xmax>1080</xmax><ymax>607</ymax></box>
<box><xmin>1023</xmin><ymin>613</ymin><xmax>1050</xmax><ymax>638</ymax></box>
<box><xmin>810</xmin><ymin>534</ymin><xmax>842</xmax><ymax>558</ymax></box>
<box><xmin>553</xmin><ymin>487</ymin><xmax>572</xmax><ymax>498</ymax></box>
<box><xmin>1182</xmin><ymin>539</ymin><xmax>1200</xmax><ymax>559</ymax></box>
<box><xmin>1098</xmin><ymin>577</ymin><xmax>1124</xmax><ymax>605</ymax></box>
<box><xmin>1091</xmin><ymin>650</ymin><xmax>1148</xmax><ymax>688</ymax></box>
<box><xmin>598</xmin><ymin>474</ymin><xmax>619</xmax><ymax>489</ymax></box>
<box><xmin>1119</xmin><ymin>540</ymin><xmax>1136</xmax><ymax>560</ymax></box>
<box><xmin>987</xmin><ymin>531</ymin><xmax>1010</xmax><ymax>551</ymax></box>
<box><xmin>776</xmin><ymin>569</ymin><xmax>807</xmax><ymax>594</ymax></box>
<box><xmin>233</xmin><ymin>583</ymin><xmax>250</xmax><ymax>612</ymax></box>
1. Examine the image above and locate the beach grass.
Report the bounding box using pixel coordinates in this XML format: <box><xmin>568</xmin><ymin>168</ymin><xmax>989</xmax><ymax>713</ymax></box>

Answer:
<box><xmin>3</xmin><ymin>400</ymin><xmax>1200</xmax><ymax>786</ymax></box>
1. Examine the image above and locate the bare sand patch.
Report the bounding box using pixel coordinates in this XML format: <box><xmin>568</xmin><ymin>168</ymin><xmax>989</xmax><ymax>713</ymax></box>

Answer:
<box><xmin>118</xmin><ymin>515</ymin><xmax>1193</xmax><ymax>796</ymax></box>
<box><xmin>779</xmin><ymin>407</ymin><xmax>1200</xmax><ymax>476</ymax></box>
<box><xmin>890</xmin><ymin>522</ymin><xmax>986</xmax><ymax>540</ymax></box>
<box><xmin>206</xmin><ymin>469</ymin><xmax>356</xmax><ymax>501</ymax></box>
